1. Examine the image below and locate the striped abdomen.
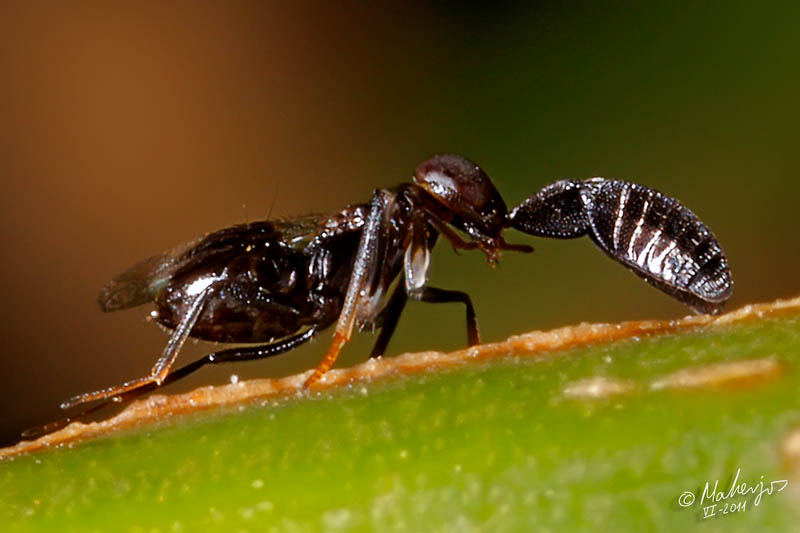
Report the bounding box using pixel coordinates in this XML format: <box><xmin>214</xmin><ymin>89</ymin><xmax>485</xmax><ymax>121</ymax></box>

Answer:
<box><xmin>509</xmin><ymin>178</ymin><xmax>733</xmax><ymax>314</ymax></box>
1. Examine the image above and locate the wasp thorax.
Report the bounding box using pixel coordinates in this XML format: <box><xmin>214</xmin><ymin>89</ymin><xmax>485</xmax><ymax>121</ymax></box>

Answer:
<box><xmin>414</xmin><ymin>154</ymin><xmax>508</xmax><ymax>237</ymax></box>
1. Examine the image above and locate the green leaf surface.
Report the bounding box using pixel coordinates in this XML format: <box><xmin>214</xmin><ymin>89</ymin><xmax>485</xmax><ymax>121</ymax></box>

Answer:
<box><xmin>3</xmin><ymin>300</ymin><xmax>800</xmax><ymax>532</ymax></box>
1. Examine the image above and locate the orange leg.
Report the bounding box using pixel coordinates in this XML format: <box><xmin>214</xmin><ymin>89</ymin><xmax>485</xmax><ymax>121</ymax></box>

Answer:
<box><xmin>303</xmin><ymin>190</ymin><xmax>391</xmax><ymax>387</ymax></box>
<box><xmin>304</xmin><ymin>331</ymin><xmax>348</xmax><ymax>386</ymax></box>
<box><xmin>61</xmin><ymin>285</ymin><xmax>213</xmax><ymax>409</ymax></box>
<box><xmin>60</xmin><ymin>376</ymin><xmax>157</xmax><ymax>409</ymax></box>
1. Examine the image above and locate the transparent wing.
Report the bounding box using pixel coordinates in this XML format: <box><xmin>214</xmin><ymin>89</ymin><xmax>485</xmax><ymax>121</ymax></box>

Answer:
<box><xmin>97</xmin><ymin>237</ymin><xmax>203</xmax><ymax>312</ymax></box>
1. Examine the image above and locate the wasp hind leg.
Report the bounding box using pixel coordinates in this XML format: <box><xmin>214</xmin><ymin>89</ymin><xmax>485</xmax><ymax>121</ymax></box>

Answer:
<box><xmin>25</xmin><ymin>327</ymin><xmax>319</xmax><ymax>439</ymax></box>
<box><xmin>60</xmin><ymin>284</ymin><xmax>216</xmax><ymax>410</ymax></box>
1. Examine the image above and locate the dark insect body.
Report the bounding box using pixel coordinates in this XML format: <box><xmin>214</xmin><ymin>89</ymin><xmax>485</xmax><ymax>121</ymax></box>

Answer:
<box><xmin>26</xmin><ymin>154</ymin><xmax>733</xmax><ymax>437</ymax></box>
<box><xmin>509</xmin><ymin>178</ymin><xmax>732</xmax><ymax>314</ymax></box>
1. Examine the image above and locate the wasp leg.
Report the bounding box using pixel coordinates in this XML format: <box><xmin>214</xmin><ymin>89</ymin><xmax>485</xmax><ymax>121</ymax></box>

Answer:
<box><xmin>369</xmin><ymin>283</ymin><xmax>481</xmax><ymax>361</ymax></box>
<box><xmin>165</xmin><ymin>326</ymin><xmax>318</xmax><ymax>381</ymax></box>
<box><xmin>27</xmin><ymin>328</ymin><xmax>320</xmax><ymax>438</ymax></box>
<box><xmin>305</xmin><ymin>190</ymin><xmax>393</xmax><ymax>386</ymax></box>
<box><xmin>373</xmin><ymin>209</ymin><xmax>481</xmax><ymax>357</ymax></box>
<box><xmin>414</xmin><ymin>286</ymin><xmax>480</xmax><ymax>346</ymax></box>
<box><xmin>382</xmin><ymin>210</ymin><xmax>482</xmax><ymax>354</ymax></box>
<box><xmin>61</xmin><ymin>284</ymin><xmax>215</xmax><ymax>409</ymax></box>
<box><xmin>369</xmin><ymin>281</ymin><xmax>408</xmax><ymax>358</ymax></box>
<box><xmin>402</xmin><ymin>211</ymin><xmax>481</xmax><ymax>347</ymax></box>
<box><xmin>367</xmin><ymin>212</ymin><xmax>430</xmax><ymax>357</ymax></box>
<box><xmin>425</xmin><ymin>215</ymin><xmax>479</xmax><ymax>254</ymax></box>
<box><xmin>426</xmin><ymin>211</ymin><xmax>532</xmax><ymax>264</ymax></box>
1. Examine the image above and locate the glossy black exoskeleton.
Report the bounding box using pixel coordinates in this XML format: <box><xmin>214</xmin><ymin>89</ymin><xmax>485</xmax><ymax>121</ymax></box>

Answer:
<box><xmin>31</xmin><ymin>154</ymin><xmax>732</xmax><ymax>436</ymax></box>
<box><xmin>509</xmin><ymin>178</ymin><xmax>733</xmax><ymax>314</ymax></box>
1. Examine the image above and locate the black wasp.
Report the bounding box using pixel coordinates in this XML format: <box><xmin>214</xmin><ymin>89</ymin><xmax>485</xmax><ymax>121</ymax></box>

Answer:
<box><xmin>39</xmin><ymin>154</ymin><xmax>732</xmax><ymax>434</ymax></box>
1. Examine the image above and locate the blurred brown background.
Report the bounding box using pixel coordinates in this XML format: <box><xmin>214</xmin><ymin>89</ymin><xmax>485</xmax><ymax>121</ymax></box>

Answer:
<box><xmin>0</xmin><ymin>1</ymin><xmax>798</xmax><ymax>446</ymax></box>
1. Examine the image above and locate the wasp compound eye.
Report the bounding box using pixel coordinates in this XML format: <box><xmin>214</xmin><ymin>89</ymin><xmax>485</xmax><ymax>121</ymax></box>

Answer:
<box><xmin>510</xmin><ymin>178</ymin><xmax>733</xmax><ymax>314</ymax></box>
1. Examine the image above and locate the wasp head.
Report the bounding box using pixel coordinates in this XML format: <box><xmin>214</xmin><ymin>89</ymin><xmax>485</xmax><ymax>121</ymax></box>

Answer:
<box><xmin>414</xmin><ymin>154</ymin><xmax>509</xmax><ymax>260</ymax></box>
